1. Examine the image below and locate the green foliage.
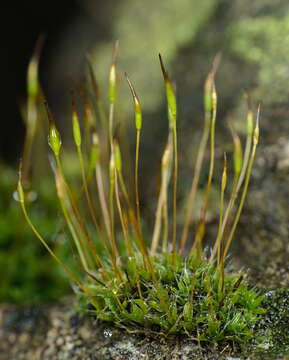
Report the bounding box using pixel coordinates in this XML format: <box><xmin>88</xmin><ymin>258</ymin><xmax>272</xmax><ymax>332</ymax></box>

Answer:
<box><xmin>78</xmin><ymin>251</ymin><xmax>264</xmax><ymax>342</ymax></box>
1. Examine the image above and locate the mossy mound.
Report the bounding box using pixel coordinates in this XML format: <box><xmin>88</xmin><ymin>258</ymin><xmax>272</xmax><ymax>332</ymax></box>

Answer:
<box><xmin>77</xmin><ymin>252</ymin><xmax>264</xmax><ymax>343</ymax></box>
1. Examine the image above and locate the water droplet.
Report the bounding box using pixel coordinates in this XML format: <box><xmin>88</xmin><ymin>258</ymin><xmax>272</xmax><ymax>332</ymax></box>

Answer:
<box><xmin>13</xmin><ymin>190</ymin><xmax>37</xmax><ymax>202</ymax></box>
<box><xmin>103</xmin><ymin>329</ymin><xmax>112</xmax><ymax>338</ymax></box>
<box><xmin>13</xmin><ymin>191</ymin><xmax>20</xmax><ymax>202</ymax></box>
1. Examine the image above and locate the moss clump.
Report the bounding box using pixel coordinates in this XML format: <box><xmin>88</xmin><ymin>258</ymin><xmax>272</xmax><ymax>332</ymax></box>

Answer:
<box><xmin>77</xmin><ymin>251</ymin><xmax>264</xmax><ymax>342</ymax></box>
<box><xmin>18</xmin><ymin>43</ymin><xmax>264</xmax><ymax>344</ymax></box>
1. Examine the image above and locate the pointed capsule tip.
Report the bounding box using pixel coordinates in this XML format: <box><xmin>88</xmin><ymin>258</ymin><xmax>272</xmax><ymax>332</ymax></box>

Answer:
<box><xmin>70</xmin><ymin>89</ymin><xmax>77</xmax><ymax>111</ymax></box>
<box><xmin>112</xmin><ymin>40</ymin><xmax>119</xmax><ymax>65</ymax></box>
<box><xmin>125</xmin><ymin>73</ymin><xmax>137</xmax><ymax>99</ymax></box>
<box><xmin>43</xmin><ymin>99</ymin><xmax>54</xmax><ymax>125</ymax></box>
<box><xmin>31</xmin><ymin>34</ymin><xmax>45</xmax><ymax>62</ymax></box>
<box><xmin>211</xmin><ymin>52</ymin><xmax>222</xmax><ymax>77</ymax></box>
<box><xmin>158</xmin><ymin>53</ymin><xmax>168</xmax><ymax>79</ymax></box>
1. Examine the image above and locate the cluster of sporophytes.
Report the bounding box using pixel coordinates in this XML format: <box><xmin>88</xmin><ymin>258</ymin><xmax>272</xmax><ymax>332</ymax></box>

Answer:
<box><xmin>18</xmin><ymin>42</ymin><xmax>264</xmax><ymax>343</ymax></box>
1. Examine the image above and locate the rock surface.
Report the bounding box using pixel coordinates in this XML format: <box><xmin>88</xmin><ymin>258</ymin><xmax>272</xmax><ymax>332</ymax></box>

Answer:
<box><xmin>0</xmin><ymin>288</ymin><xmax>288</xmax><ymax>360</ymax></box>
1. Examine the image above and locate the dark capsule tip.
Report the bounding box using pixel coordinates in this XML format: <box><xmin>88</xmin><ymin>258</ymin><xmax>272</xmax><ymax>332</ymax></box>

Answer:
<box><xmin>43</xmin><ymin>100</ymin><xmax>54</xmax><ymax>125</ymax></box>
<box><xmin>158</xmin><ymin>53</ymin><xmax>165</xmax><ymax>72</ymax></box>
<box><xmin>18</xmin><ymin>159</ymin><xmax>23</xmax><ymax>180</ymax></box>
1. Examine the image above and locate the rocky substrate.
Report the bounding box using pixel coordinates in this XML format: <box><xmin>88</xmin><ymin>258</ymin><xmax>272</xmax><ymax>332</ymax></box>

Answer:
<box><xmin>0</xmin><ymin>287</ymin><xmax>288</xmax><ymax>360</ymax></box>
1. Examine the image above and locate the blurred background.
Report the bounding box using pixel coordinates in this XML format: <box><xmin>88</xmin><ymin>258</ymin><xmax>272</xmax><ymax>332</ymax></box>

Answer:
<box><xmin>1</xmin><ymin>0</ymin><xmax>289</xmax><ymax>304</ymax></box>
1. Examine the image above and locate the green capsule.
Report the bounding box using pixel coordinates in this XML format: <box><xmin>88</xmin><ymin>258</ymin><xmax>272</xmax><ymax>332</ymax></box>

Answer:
<box><xmin>48</xmin><ymin>124</ymin><xmax>62</xmax><ymax>157</ymax></box>
<box><xmin>212</xmin><ymin>83</ymin><xmax>217</xmax><ymax>112</ymax></box>
<box><xmin>72</xmin><ymin>111</ymin><xmax>82</xmax><ymax>148</ymax></box>
<box><xmin>247</xmin><ymin>110</ymin><xmax>253</xmax><ymax>137</ymax></box>
<box><xmin>166</xmin><ymin>81</ymin><xmax>177</xmax><ymax>130</ymax></box>
<box><xmin>27</xmin><ymin>59</ymin><xmax>38</xmax><ymax>98</ymax></box>
<box><xmin>109</xmin><ymin>64</ymin><xmax>116</xmax><ymax>104</ymax></box>
<box><xmin>233</xmin><ymin>138</ymin><xmax>243</xmax><ymax>175</ymax></box>
<box><xmin>135</xmin><ymin>102</ymin><xmax>142</xmax><ymax>130</ymax></box>
<box><xmin>109</xmin><ymin>152</ymin><xmax>116</xmax><ymax>185</ymax></box>
<box><xmin>159</xmin><ymin>54</ymin><xmax>177</xmax><ymax>130</ymax></box>
<box><xmin>125</xmin><ymin>73</ymin><xmax>143</xmax><ymax>131</ymax></box>
<box><xmin>204</xmin><ymin>75</ymin><xmax>212</xmax><ymax>113</ymax></box>
<box><xmin>89</xmin><ymin>132</ymin><xmax>100</xmax><ymax>170</ymax></box>
<box><xmin>108</xmin><ymin>41</ymin><xmax>119</xmax><ymax>104</ymax></box>
<box><xmin>114</xmin><ymin>142</ymin><xmax>122</xmax><ymax>172</ymax></box>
